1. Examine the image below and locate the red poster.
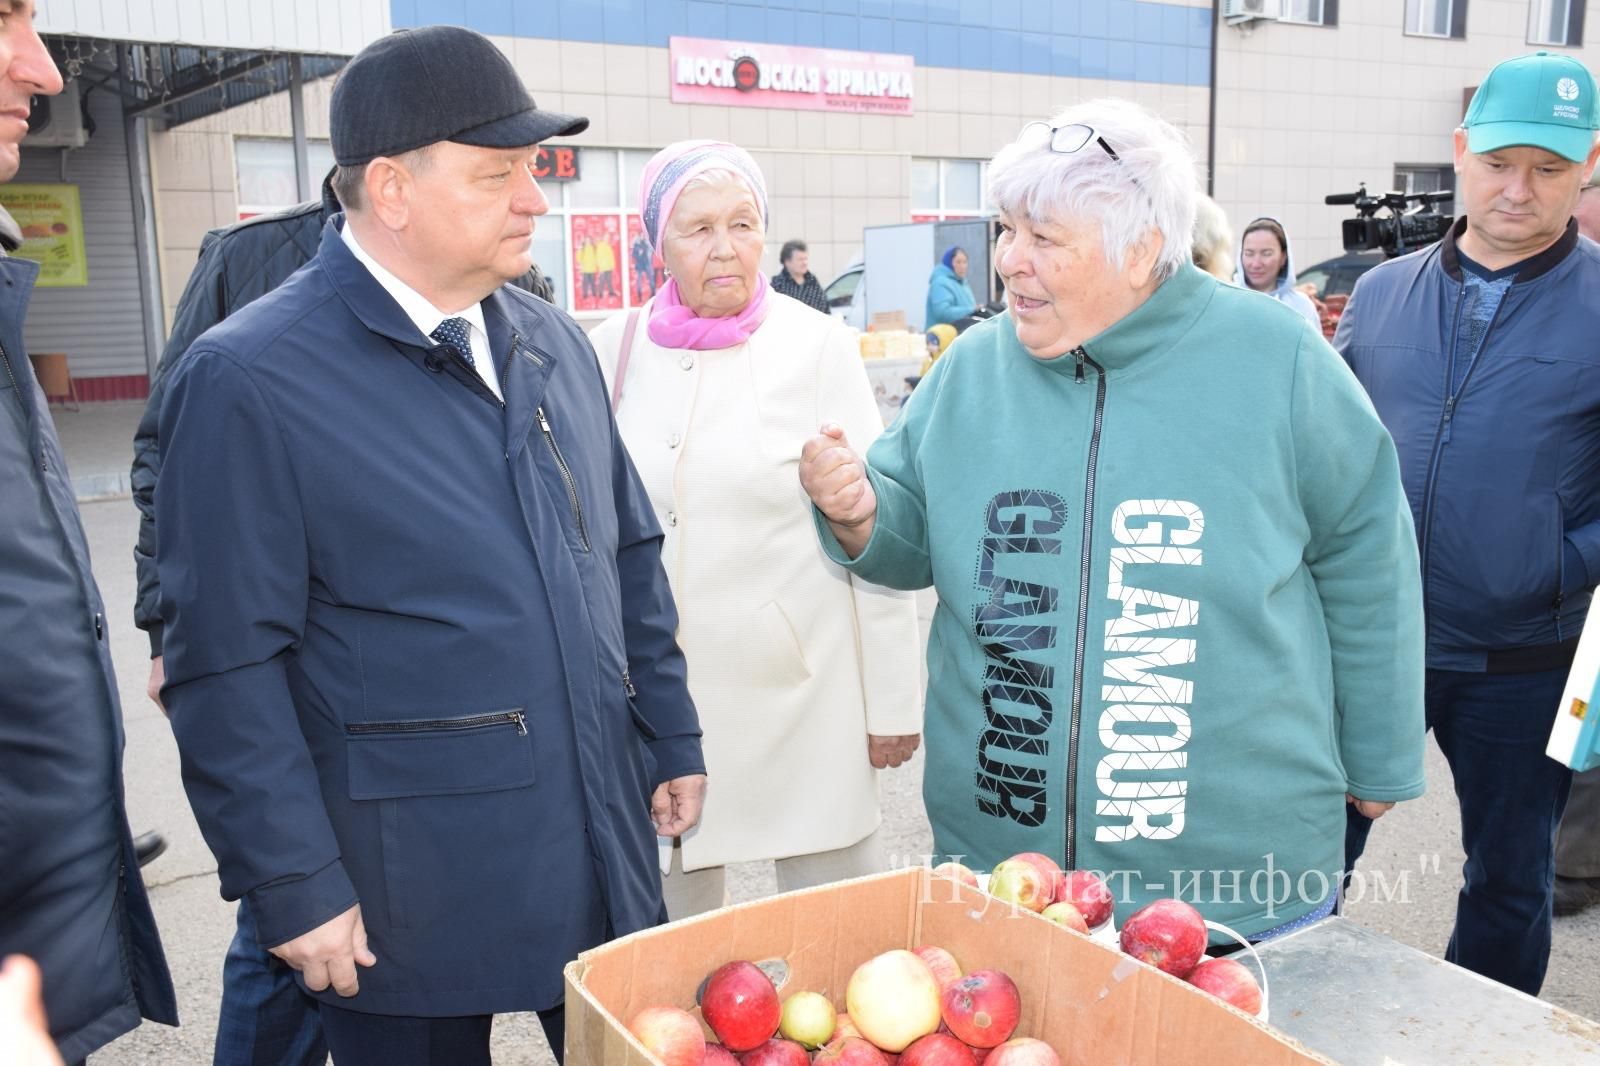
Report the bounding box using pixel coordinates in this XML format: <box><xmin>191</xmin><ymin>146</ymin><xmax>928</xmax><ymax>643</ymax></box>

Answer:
<box><xmin>626</xmin><ymin>215</ymin><xmax>665</xmax><ymax>305</ymax></box>
<box><xmin>571</xmin><ymin>214</ymin><xmax>624</xmax><ymax>313</ymax></box>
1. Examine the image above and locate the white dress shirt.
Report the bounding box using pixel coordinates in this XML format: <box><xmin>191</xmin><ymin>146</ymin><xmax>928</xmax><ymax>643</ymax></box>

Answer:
<box><xmin>341</xmin><ymin>223</ymin><xmax>503</xmax><ymax>401</ymax></box>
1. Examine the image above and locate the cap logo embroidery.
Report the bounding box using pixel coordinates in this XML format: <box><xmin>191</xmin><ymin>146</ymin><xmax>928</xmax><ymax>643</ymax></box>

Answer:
<box><xmin>1557</xmin><ymin>77</ymin><xmax>1581</xmax><ymax>101</ymax></box>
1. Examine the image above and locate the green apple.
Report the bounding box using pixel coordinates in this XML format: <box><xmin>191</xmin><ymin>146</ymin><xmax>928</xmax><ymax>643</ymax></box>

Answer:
<box><xmin>778</xmin><ymin>990</ymin><xmax>837</xmax><ymax>1050</ymax></box>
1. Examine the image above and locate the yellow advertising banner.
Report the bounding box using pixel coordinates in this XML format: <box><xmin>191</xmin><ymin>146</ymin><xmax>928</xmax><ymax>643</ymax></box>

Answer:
<box><xmin>0</xmin><ymin>184</ymin><xmax>87</xmax><ymax>287</ymax></box>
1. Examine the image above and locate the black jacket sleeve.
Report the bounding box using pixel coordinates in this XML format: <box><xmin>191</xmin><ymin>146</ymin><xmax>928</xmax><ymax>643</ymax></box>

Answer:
<box><xmin>131</xmin><ymin>233</ymin><xmax>228</xmax><ymax>655</ymax></box>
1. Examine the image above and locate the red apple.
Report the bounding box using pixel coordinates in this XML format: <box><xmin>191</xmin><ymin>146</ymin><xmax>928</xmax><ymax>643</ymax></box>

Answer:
<box><xmin>900</xmin><ymin>1032</ymin><xmax>978</xmax><ymax>1065</ymax></box>
<box><xmin>626</xmin><ymin>1005</ymin><xmax>706</xmax><ymax>1066</ymax></box>
<box><xmin>939</xmin><ymin>969</ymin><xmax>1021</xmax><ymax>1049</ymax></box>
<box><xmin>913</xmin><ymin>945</ymin><xmax>963</xmax><ymax>989</ymax></box>
<box><xmin>984</xmin><ymin>1038</ymin><xmax>1060</xmax><ymax>1065</ymax></box>
<box><xmin>739</xmin><ymin>1038</ymin><xmax>809</xmax><ymax>1066</ymax></box>
<box><xmin>1187</xmin><ymin>956</ymin><xmax>1263</xmax><ymax>1016</ymax></box>
<box><xmin>987</xmin><ymin>861</ymin><xmax>1050</xmax><ymax>913</ymax></box>
<box><xmin>1039</xmin><ymin>901</ymin><xmax>1088</xmax><ymax>934</ymax></box>
<box><xmin>1056</xmin><ymin>870</ymin><xmax>1114</xmax><ymax>928</ymax></box>
<box><xmin>815</xmin><ymin>1036</ymin><xmax>891</xmax><ymax>1064</ymax></box>
<box><xmin>1005</xmin><ymin>852</ymin><xmax>1065</xmax><ymax>899</ymax></box>
<box><xmin>703</xmin><ymin>1047</ymin><xmax>741</xmax><ymax>1066</ymax></box>
<box><xmin>702</xmin><ymin>961</ymin><xmax>782</xmax><ymax>1051</ymax></box>
<box><xmin>1120</xmin><ymin>899</ymin><xmax>1209</xmax><ymax>978</ymax></box>
<box><xmin>932</xmin><ymin>862</ymin><xmax>980</xmax><ymax>888</ymax></box>
<box><xmin>846</xmin><ymin>949</ymin><xmax>942</xmax><ymax>1052</ymax></box>
<box><xmin>833</xmin><ymin>1012</ymin><xmax>863</xmax><ymax>1043</ymax></box>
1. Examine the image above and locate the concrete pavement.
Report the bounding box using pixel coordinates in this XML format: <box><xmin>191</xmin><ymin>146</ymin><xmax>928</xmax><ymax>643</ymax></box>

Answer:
<box><xmin>66</xmin><ymin>467</ymin><xmax>1599</xmax><ymax>1063</ymax></box>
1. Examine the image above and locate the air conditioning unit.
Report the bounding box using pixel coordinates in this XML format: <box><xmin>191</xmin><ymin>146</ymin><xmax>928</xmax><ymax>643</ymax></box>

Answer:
<box><xmin>24</xmin><ymin>79</ymin><xmax>88</xmax><ymax>150</ymax></box>
<box><xmin>1222</xmin><ymin>0</ymin><xmax>1284</xmax><ymax>23</ymax></box>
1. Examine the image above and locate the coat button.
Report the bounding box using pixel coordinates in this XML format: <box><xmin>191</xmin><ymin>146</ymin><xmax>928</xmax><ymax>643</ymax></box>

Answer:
<box><xmin>679</xmin><ymin>354</ymin><xmax>695</xmax><ymax>370</ymax></box>
<box><xmin>666</xmin><ymin>510</ymin><xmax>678</xmax><ymax>527</ymax></box>
<box><xmin>668</xmin><ymin>433</ymin><xmax>681</xmax><ymax>448</ymax></box>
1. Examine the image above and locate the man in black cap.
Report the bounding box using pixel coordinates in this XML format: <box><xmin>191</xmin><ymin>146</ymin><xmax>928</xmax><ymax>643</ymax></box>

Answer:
<box><xmin>155</xmin><ymin>26</ymin><xmax>705</xmax><ymax>1064</ymax></box>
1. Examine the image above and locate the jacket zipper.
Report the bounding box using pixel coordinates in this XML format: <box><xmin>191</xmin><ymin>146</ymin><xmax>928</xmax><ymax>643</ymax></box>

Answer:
<box><xmin>1555</xmin><ymin>500</ymin><xmax>1567</xmax><ymax>642</ymax></box>
<box><xmin>501</xmin><ymin>334</ymin><xmax>540</xmax><ymax>398</ymax></box>
<box><xmin>1066</xmin><ymin>345</ymin><xmax>1106</xmax><ymax>871</ymax></box>
<box><xmin>538</xmin><ymin>406</ymin><xmax>591</xmax><ymax>553</ymax></box>
<box><xmin>346</xmin><ymin>709</ymin><xmax>527</xmax><ymax>736</ymax></box>
<box><xmin>1418</xmin><ymin>278</ymin><xmax>1505</xmax><ymax>623</ymax></box>
<box><xmin>623</xmin><ymin>667</ymin><xmax>637</xmax><ymax>699</ymax></box>
<box><xmin>0</xmin><ymin>339</ymin><xmax>19</xmax><ymax>410</ymax></box>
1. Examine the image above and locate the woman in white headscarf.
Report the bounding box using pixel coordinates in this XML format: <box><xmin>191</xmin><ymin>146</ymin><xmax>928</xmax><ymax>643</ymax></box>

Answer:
<box><xmin>1235</xmin><ymin>216</ymin><xmax>1321</xmax><ymax>329</ymax></box>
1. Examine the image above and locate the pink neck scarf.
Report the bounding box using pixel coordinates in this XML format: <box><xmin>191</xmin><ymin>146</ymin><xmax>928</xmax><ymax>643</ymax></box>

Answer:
<box><xmin>646</xmin><ymin>275</ymin><xmax>769</xmax><ymax>350</ymax></box>
<box><xmin>639</xmin><ymin>139</ymin><xmax>772</xmax><ymax>351</ymax></box>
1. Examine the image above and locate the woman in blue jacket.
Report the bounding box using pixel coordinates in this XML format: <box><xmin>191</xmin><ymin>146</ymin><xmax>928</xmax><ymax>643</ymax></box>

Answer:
<box><xmin>926</xmin><ymin>245</ymin><xmax>978</xmax><ymax>328</ymax></box>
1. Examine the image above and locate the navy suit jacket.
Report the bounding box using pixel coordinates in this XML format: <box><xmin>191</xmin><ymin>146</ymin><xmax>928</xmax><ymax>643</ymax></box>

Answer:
<box><xmin>157</xmin><ymin>219</ymin><xmax>702</xmax><ymax>1014</ymax></box>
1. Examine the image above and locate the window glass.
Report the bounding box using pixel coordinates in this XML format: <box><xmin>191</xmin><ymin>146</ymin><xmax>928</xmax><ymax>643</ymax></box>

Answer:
<box><xmin>942</xmin><ymin>160</ymin><xmax>982</xmax><ymax>212</ymax></box>
<box><xmin>236</xmin><ymin>138</ymin><xmax>336</xmax><ymax>212</ymax></box>
<box><xmin>567</xmin><ymin>149</ymin><xmax>620</xmax><ymax>208</ymax></box>
<box><xmin>911</xmin><ymin>159</ymin><xmax>939</xmax><ymax>210</ymax></box>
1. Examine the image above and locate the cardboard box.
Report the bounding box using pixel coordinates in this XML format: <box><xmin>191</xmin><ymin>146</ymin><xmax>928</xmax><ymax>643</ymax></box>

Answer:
<box><xmin>869</xmin><ymin>309</ymin><xmax>909</xmax><ymax>333</ymax></box>
<box><xmin>563</xmin><ymin>868</ymin><xmax>1333</xmax><ymax>1065</ymax></box>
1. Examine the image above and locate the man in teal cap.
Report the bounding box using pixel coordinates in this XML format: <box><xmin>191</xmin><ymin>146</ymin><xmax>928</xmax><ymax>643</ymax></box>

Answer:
<box><xmin>1336</xmin><ymin>51</ymin><xmax>1600</xmax><ymax>995</ymax></box>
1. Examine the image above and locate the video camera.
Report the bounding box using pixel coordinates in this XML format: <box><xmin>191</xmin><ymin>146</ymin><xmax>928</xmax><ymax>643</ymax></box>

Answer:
<box><xmin>1324</xmin><ymin>184</ymin><xmax>1455</xmax><ymax>258</ymax></box>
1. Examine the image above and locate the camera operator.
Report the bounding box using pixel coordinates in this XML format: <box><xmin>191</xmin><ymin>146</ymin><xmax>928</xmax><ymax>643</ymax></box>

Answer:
<box><xmin>1335</xmin><ymin>52</ymin><xmax>1600</xmax><ymax>996</ymax></box>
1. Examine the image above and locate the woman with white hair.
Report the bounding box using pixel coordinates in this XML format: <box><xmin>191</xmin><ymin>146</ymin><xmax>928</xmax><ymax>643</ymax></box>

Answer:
<box><xmin>1190</xmin><ymin>193</ymin><xmax>1234</xmax><ymax>281</ymax></box>
<box><xmin>590</xmin><ymin>141</ymin><xmax>923</xmax><ymax>919</ymax></box>
<box><xmin>800</xmin><ymin>100</ymin><xmax>1426</xmax><ymax>943</ymax></box>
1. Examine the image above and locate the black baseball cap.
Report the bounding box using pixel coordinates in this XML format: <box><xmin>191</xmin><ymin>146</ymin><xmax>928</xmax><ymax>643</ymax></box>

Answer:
<box><xmin>330</xmin><ymin>25</ymin><xmax>589</xmax><ymax>166</ymax></box>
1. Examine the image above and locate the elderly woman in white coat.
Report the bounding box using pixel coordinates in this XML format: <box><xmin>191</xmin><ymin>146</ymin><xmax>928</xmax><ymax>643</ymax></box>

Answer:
<box><xmin>590</xmin><ymin>140</ymin><xmax>923</xmax><ymax>919</ymax></box>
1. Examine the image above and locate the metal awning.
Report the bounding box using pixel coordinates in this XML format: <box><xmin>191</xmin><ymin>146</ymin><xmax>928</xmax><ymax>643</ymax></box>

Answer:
<box><xmin>46</xmin><ymin>36</ymin><xmax>348</xmax><ymax>127</ymax></box>
<box><xmin>35</xmin><ymin>2</ymin><xmax>389</xmax><ymax>59</ymax></box>
<box><xmin>35</xmin><ymin>0</ymin><xmax>388</xmax><ymax>127</ymax></box>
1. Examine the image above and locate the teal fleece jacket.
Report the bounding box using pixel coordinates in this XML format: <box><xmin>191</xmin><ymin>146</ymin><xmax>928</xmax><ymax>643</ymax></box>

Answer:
<box><xmin>819</xmin><ymin>264</ymin><xmax>1425</xmax><ymax>935</ymax></box>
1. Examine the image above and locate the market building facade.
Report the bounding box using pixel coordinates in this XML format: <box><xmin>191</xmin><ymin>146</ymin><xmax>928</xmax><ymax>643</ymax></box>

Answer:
<box><xmin>16</xmin><ymin>0</ymin><xmax>1599</xmax><ymax>399</ymax></box>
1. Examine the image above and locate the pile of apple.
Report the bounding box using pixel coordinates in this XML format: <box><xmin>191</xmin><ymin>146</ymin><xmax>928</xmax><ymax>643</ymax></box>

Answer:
<box><xmin>627</xmin><ymin>948</ymin><xmax>1062</xmax><ymax>1065</ymax></box>
<box><xmin>1117</xmin><ymin>898</ymin><xmax>1262</xmax><ymax>1016</ymax></box>
<box><xmin>931</xmin><ymin>854</ymin><xmax>1113</xmax><ymax>935</ymax></box>
<box><xmin>937</xmin><ymin>853</ymin><xmax>1262</xmax><ymax>1018</ymax></box>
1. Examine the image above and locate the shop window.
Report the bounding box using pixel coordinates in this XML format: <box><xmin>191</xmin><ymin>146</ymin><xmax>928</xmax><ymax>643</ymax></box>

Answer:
<box><xmin>235</xmin><ymin>138</ymin><xmax>336</xmax><ymax>218</ymax></box>
<box><xmin>531</xmin><ymin>147</ymin><xmax>666</xmax><ymax>317</ymax></box>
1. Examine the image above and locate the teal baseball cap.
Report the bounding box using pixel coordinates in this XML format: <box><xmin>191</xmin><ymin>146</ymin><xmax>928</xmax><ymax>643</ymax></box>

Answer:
<box><xmin>1463</xmin><ymin>52</ymin><xmax>1599</xmax><ymax>162</ymax></box>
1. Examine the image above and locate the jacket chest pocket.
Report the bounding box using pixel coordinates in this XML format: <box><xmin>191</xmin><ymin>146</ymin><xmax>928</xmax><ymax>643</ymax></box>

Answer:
<box><xmin>345</xmin><ymin>710</ymin><xmax>534</xmax><ymax>929</ymax></box>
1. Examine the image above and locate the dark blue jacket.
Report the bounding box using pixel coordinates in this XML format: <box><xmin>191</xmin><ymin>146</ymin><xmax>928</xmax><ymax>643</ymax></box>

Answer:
<box><xmin>1335</xmin><ymin>219</ymin><xmax>1600</xmax><ymax>666</ymax></box>
<box><xmin>156</xmin><ymin>220</ymin><xmax>703</xmax><ymax>1015</ymax></box>
<box><xmin>0</xmin><ymin>253</ymin><xmax>176</xmax><ymax>1058</ymax></box>
<box><xmin>131</xmin><ymin>177</ymin><xmax>553</xmax><ymax>654</ymax></box>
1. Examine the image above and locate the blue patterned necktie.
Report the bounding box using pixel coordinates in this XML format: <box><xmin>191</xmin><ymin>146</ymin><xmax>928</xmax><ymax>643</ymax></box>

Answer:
<box><xmin>430</xmin><ymin>317</ymin><xmax>475</xmax><ymax>368</ymax></box>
